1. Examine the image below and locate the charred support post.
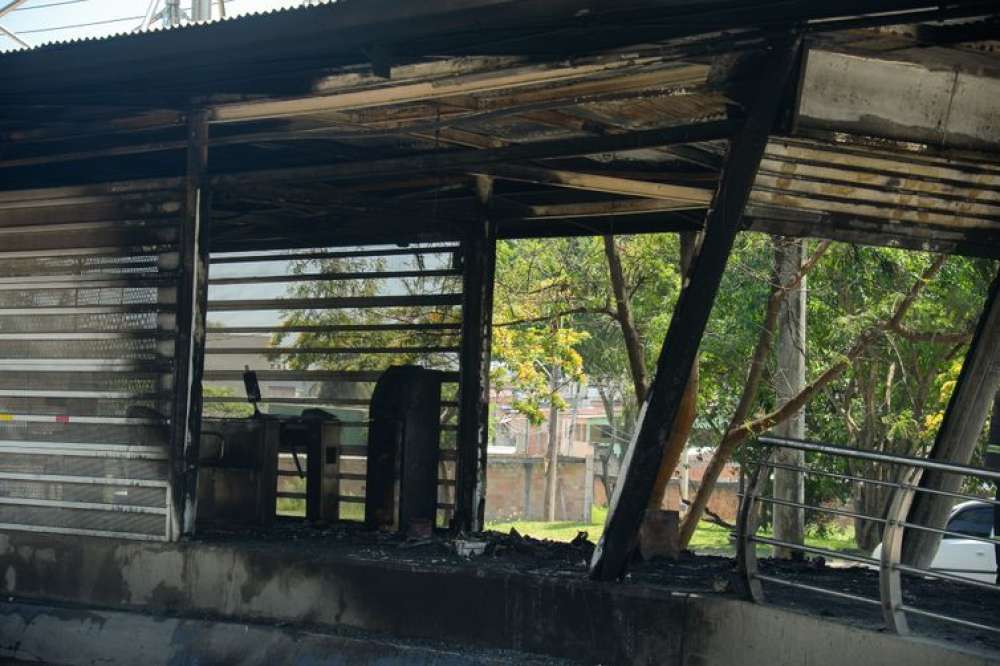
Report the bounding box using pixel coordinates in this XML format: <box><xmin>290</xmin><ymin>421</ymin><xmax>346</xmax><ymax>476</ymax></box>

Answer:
<box><xmin>170</xmin><ymin>109</ymin><xmax>211</xmax><ymax>538</ymax></box>
<box><xmin>902</xmin><ymin>267</ymin><xmax>1000</xmax><ymax>566</ymax></box>
<box><xmin>590</xmin><ymin>37</ymin><xmax>801</xmax><ymax>581</ymax></box>
<box><xmin>455</xmin><ymin>176</ymin><xmax>496</xmax><ymax>532</ymax></box>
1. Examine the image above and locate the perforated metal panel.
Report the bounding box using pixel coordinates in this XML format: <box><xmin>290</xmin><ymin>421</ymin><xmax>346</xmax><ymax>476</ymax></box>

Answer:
<box><xmin>0</xmin><ymin>187</ymin><xmax>180</xmax><ymax>541</ymax></box>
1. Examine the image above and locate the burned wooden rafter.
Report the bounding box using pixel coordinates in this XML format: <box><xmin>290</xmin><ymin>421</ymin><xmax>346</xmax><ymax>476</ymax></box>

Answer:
<box><xmin>0</xmin><ymin>76</ymin><xmax>720</xmax><ymax>171</ymax></box>
<box><xmin>208</xmin><ymin>218</ymin><xmax>460</xmax><ymax>254</ymax></box>
<box><xmin>501</xmin><ymin>198</ymin><xmax>707</xmax><ymax>220</ymax></box>
<box><xmin>211</xmin><ymin>59</ymin><xmax>710</xmax><ymax>123</ymax></box>
<box><xmin>746</xmin><ymin>208</ymin><xmax>1000</xmax><ymax>260</ymax></box>
<box><xmin>477</xmin><ymin>164</ymin><xmax>713</xmax><ymax>205</ymax></box>
<box><xmin>209</xmin><ymin>119</ymin><xmax>737</xmax><ymax>187</ymax></box>
<box><xmin>0</xmin><ymin>176</ymin><xmax>183</xmax><ymax>205</ymax></box>
<box><xmin>513</xmin><ymin>97</ymin><xmax>728</xmax><ymax>170</ymax></box>
<box><xmin>497</xmin><ymin>211</ymin><xmax>705</xmax><ymax>239</ymax></box>
<box><xmin>210</xmin><ymin>187</ymin><xmax>474</xmax><ymax>240</ymax></box>
<box><xmin>589</xmin><ymin>35</ymin><xmax>803</xmax><ymax>582</ymax></box>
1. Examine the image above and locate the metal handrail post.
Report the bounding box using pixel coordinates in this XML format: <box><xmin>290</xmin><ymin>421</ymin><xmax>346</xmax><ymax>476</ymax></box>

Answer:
<box><xmin>736</xmin><ymin>458</ymin><xmax>767</xmax><ymax>602</ymax></box>
<box><xmin>879</xmin><ymin>465</ymin><xmax>923</xmax><ymax>635</ymax></box>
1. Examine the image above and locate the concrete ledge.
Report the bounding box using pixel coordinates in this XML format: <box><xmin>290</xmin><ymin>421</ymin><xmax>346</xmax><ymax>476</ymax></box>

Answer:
<box><xmin>0</xmin><ymin>601</ymin><xmax>568</xmax><ymax>665</ymax></box>
<box><xmin>0</xmin><ymin>531</ymin><xmax>995</xmax><ymax>665</ymax></box>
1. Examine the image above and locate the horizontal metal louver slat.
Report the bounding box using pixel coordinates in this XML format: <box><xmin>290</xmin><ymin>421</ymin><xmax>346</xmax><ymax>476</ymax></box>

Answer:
<box><xmin>205</xmin><ymin>242</ymin><xmax>464</xmax><ymax>526</ymax></box>
<box><xmin>0</xmin><ymin>203</ymin><xmax>178</xmax><ymax>541</ymax></box>
<box><xmin>0</xmin><ymin>453</ymin><xmax>169</xmax><ymax>480</ymax></box>
<box><xmin>0</xmin><ymin>505</ymin><xmax>166</xmax><ymax>538</ymax></box>
<box><xmin>0</xmin><ymin>480</ymin><xmax>166</xmax><ymax>508</ymax></box>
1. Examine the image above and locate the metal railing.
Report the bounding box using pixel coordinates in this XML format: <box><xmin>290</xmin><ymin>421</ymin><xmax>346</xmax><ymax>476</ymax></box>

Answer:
<box><xmin>737</xmin><ymin>435</ymin><xmax>1000</xmax><ymax>637</ymax></box>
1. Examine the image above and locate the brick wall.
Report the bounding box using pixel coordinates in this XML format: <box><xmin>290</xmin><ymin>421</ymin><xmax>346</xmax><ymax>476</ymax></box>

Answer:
<box><xmin>592</xmin><ymin>477</ymin><xmax>741</xmax><ymax>524</ymax></box>
<box><xmin>485</xmin><ymin>456</ymin><xmax>591</xmax><ymax>522</ymax></box>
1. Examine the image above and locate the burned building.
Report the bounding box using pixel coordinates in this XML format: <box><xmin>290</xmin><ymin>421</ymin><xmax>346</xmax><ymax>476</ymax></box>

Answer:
<box><xmin>0</xmin><ymin>1</ymin><xmax>998</xmax><ymax>663</ymax></box>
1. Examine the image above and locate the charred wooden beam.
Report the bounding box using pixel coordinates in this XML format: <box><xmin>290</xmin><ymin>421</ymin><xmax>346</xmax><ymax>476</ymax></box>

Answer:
<box><xmin>519</xmin><ymin>99</ymin><xmax>726</xmax><ymax>170</ymax></box>
<box><xmin>498</xmin><ymin>211</ymin><xmax>703</xmax><ymax>239</ymax></box>
<box><xmin>211</xmin><ymin>59</ymin><xmax>708</xmax><ymax>123</ymax></box>
<box><xmin>170</xmin><ymin>109</ymin><xmax>212</xmax><ymax>539</ymax></box>
<box><xmin>478</xmin><ymin>164</ymin><xmax>713</xmax><ymax>205</ymax></box>
<box><xmin>746</xmin><ymin>208</ymin><xmax>1000</xmax><ymax>261</ymax></box>
<box><xmin>455</xmin><ymin>175</ymin><xmax>496</xmax><ymax>532</ymax></box>
<box><xmin>589</xmin><ymin>36</ymin><xmax>802</xmax><ymax>582</ymax></box>
<box><xmin>506</xmin><ymin>198</ymin><xmax>705</xmax><ymax>220</ymax></box>
<box><xmin>0</xmin><ymin>177</ymin><xmax>183</xmax><ymax>205</ymax></box>
<box><xmin>210</xmin><ymin>119</ymin><xmax>737</xmax><ymax>187</ymax></box>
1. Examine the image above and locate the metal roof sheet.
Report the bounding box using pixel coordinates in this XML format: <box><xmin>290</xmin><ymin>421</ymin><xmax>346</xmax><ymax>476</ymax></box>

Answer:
<box><xmin>0</xmin><ymin>0</ymin><xmax>338</xmax><ymax>54</ymax></box>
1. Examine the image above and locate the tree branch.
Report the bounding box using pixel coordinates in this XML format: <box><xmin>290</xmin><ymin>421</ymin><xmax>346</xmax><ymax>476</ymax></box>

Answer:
<box><xmin>681</xmin><ymin>498</ymin><xmax>734</xmax><ymax>531</ymax></box>
<box><xmin>678</xmin><ymin>247</ymin><xmax>942</xmax><ymax>549</ymax></box>
<box><xmin>726</xmin><ymin>254</ymin><xmax>946</xmax><ymax>447</ymax></box>
<box><xmin>887</xmin><ymin>321</ymin><xmax>974</xmax><ymax>345</ymax></box>
<box><xmin>732</xmin><ymin>239</ymin><xmax>831</xmax><ymax>431</ymax></box>
<box><xmin>494</xmin><ymin>307</ymin><xmax>615</xmax><ymax>328</ymax></box>
<box><xmin>603</xmin><ymin>235</ymin><xmax>649</xmax><ymax>403</ymax></box>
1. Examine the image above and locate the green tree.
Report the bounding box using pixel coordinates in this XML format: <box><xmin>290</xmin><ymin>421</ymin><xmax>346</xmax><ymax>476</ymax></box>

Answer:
<box><xmin>202</xmin><ymin>385</ymin><xmax>254</xmax><ymax>418</ymax></box>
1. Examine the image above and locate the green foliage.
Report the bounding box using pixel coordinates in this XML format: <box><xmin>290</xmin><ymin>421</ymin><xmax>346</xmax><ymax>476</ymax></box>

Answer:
<box><xmin>493</xmin><ymin>234</ymin><xmax>685</xmax><ymax>432</ymax></box>
<box><xmin>493</xmin><ymin>234</ymin><xmax>993</xmax><ymax>544</ymax></box>
<box><xmin>272</xmin><ymin>234</ymin><xmax>994</xmax><ymax>547</ymax></box>
<box><xmin>273</xmin><ymin>253</ymin><xmax>462</xmax><ymax>374</ymax></box>
<box><xmin>202</xmin><ymin>385</ymin><xmax>254</xmax><ymax>418</ymax></box>
<box><xmin>492</xmin><ymin>325</ymin><xmax>588</xmax><ymax>423</ymax></box>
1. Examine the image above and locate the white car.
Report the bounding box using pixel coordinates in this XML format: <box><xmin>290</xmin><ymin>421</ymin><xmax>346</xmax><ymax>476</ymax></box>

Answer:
<box><xmin>872</xmin><ymin>500</ymin><xmax>997</xmax><ymax>583</ymax></box>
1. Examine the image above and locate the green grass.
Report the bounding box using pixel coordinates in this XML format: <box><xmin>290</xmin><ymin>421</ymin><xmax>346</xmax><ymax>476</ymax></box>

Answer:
<box><xmin>486</xmin><ymin>505</ymin><xmax>611</xmax><ymax>543</ymax></box>
<box><xmin>486</xmin><ymin>506</ymin><xmax>858</xmax><ymax>557</ymax></box>
<box><xmin>802</xmin><ymin>524</ymin><xmax>860</xmax><ymax>555</ymax></box>
<box><xmin>688</xmin><ymin>521</ymin><xmax>734</xmax><ymax>553</ymax></box>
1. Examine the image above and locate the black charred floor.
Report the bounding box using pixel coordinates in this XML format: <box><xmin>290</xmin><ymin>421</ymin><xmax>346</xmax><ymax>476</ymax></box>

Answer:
<box><xmin>198</xmin><ymin>521</ymin><xmax>1000</xmax><ymax>654</ymax></box>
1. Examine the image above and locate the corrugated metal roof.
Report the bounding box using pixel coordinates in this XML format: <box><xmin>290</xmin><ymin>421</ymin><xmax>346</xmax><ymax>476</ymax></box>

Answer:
<box><xmin>0</xmin><ymin>0</ymin><xmax>997</xmax><ymax>257</ymax></box>
<box><xmin>0</xmin><ymin>0</ymin><xmax>337</xmax><ymax>54</ymax></box>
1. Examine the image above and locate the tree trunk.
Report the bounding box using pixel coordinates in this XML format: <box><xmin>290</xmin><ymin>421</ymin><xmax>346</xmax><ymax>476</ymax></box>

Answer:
<box><xmin>644</xmin><ymin>233</ymin><xmax>701</xmax><ymax>514</ymax></box>
<box><xmin>647</xmin><ymin>364</ymin><xmax>698</xmax><ymax>513</ymax></box>
<box><xmin>903</xmin><ymin>269</ymin><xmax>1000</xmax><ymax>567</ymax></box>
<box><xmin>678</xmin><ymin>239</ymin><xmax>828</xmax><ymax>547</ymax></box>
<box><xmin>603</xmin><ymin>235</ymin><xmax>648</xmax><ymax>403</ymax></box>
<box><xmin>545</xmin><ymin>364</ymin><xmax>561</xmax><ymax>522</ymax></box>
<box><xmin>851</xmin><ymin>363</ymin><xmax>891</xmax><ymax>553</ymax></box>
<box><xmin>772</xmin><ymin>238</ymin><xmax>806</xmax><ymax>558</ymax></box>
<box><xmin>596</xmin><ymin>385</ymin><xmax>618</xmax><ymax>502</ymax></box>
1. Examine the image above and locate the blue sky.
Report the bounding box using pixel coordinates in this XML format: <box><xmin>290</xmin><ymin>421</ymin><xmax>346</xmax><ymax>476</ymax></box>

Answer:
<box><xmin>0</xmin><ymin>0</ymin><xmax>316</xmax><ymax>51</ymax></box>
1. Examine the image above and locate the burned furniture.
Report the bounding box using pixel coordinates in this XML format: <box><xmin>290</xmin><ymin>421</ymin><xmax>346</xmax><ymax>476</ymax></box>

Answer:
<box><xmin>197</xmin><ymin>418</ymin><xmax>279</xmax><ymax>528</ymax></box>
<box><xmin>365</xmin><ymin>366</ymin><xmax>444</xmax><ymax>534</ymax></box>
<box><xmin>196</xmin><ymin>410</ymin><xmax>343</xmax><ymax>528</ymax></box>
